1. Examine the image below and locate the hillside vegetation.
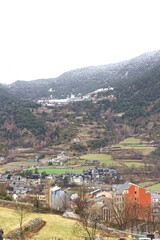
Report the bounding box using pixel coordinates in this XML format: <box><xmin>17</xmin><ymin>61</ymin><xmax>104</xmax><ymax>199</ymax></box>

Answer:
<box><xmin>112</xmin><ymin>64</ymin><xmax>160</xmax><ymax>119</ymax></box>
<box><xmin>0</xmin><ymin>50</ymin><xmax>160</xmax><ymax>153</ymax></box>
<box><xmin>0</xmin><ymin>88</ymin><xmax>46</xmax><ymax>152</ymax></box>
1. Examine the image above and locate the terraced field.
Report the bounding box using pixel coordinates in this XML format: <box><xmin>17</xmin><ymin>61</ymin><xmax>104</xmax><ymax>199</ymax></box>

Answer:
<box><xmin>80</xmin><ymin>137</ymin><xmax>156</xmax><ymax>169</ymax></box>
<box><xmin>80</xmin><ymin>154</ymin><xmax>120</xmax><ymax>166</ymax></box>
<box><xmin>112</xmin><ymin>137</ymin><xmax>155</xmax><ymax>155</ymax></box>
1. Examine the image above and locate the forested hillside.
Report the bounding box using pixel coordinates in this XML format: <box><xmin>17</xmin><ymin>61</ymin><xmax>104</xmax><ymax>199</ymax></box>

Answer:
<box><xmin>112</xmin><ymin>63</ymin><xmax>160</xmax><ymax>119</ymax></box>
<box><xmin>0</xmin><ymin>88</ymin><xmax>46</xmax><ymax>151</ymax></box>
<box><xmin>0</xmin><ymin>50</ymin><xmax>160</xmax><ymax>153</ymax></box>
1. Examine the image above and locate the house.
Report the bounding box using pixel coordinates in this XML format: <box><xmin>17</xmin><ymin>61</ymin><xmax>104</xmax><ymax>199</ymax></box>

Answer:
<box><xmin>49</xmin><ymin>186</ymin><xmax>70</xmax><ymax>210</ymax></box>
<box><xmin>0</xmin><ymin>157</ymin><xmax>5</xmax><ymax>162</ymax></box>
<box><xmin>70</xmin><ymin>175</ymin><xmax>83</xmax><ymax>185</ymax></box>
<box><xmin>85</xmin><ymin>190</ymin><xmax>113</xmax><ymax>222</ymax></box>
<box><xmin>113</xmin><ymin>182</ymin><xmax>153</xmax><ymax>221</ymax></box>
<box><xmin>151</xmin><ymin>192</ymin><xmax>160</xmax><ymax>218</ymax></box>
<box><xmin>85</xmin><ymin>188</ymin><xmax>102</xmax><ymax>199</ymax></box>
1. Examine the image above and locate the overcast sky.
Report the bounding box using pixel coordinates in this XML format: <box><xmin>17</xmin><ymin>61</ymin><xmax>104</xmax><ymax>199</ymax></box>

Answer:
<box><xmin>0</xmin><ymin>0</ymin><xmax>160</xmax><ymax>84</ymax></box>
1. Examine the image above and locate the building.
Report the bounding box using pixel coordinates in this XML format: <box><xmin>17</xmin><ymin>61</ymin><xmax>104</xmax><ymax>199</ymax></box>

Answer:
<box><xmin>113</xmin><ymin>182</ymin><xmax>153</xmax><ymax>221</ymax></box>
<box><xmin>49</xmin><ymin>186</ymin><xmax>70</xmax><ymax>210</ymax></box>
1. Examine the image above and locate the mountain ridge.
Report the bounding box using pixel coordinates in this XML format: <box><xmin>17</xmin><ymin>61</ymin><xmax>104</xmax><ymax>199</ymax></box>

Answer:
<box><xmin>3</xmin><ymin>49</ymin><xmax>160</xmax><ymax>100</ymax></box>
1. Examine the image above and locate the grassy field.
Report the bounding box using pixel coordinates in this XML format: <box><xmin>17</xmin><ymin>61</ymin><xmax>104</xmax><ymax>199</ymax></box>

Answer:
<box><xmin>38</xmin><ymin>165</ymin><xmax>74</xmax><ymax>169</ymax></box>
<box><xmin>118</xmin><ymin>137</ymin><xmax>147</xmax><ymax>145</ymax></box>
<box><xmin>0</xmin><ymin>207</ymin><xmax>80</xmax><ymax>240</ymax></box>
<box><xmin>80</xmin><ymin>154</ymin><xmax>120</xmax><ymax>166</ymax></box>
<box><xmin>80</xmin><ymin>137</ymin><xmax>156</xmax><ymax>170</ymax></box>
<box><xmin>111</xmin><ymin>137</ymin><xmax>155</xmax><ymax>155</ymax></box>
<box><xmin>122</xmin><ymin>161</ymin><xmax>145</xmax><ymax>167</ymax></box>
<box><xmin>0</xmin><ymin>164</ymin><xmax>22</xmax><ymax>172</ymax></box>
<box><xmin>139</xmin><ymin>181</ymin><xmax>157</xmax><ymax>188</ymax></box>
<box><xmin>8</xmin><ymin>161</ymin><xmax>37</xmax><ymax>165</ymax></box>
<box><xmin>29</xmin><ymin>168</ymin><xmax>83</xmax><ymax>174</ymax></box>
<box><xmin>146</xmin><ymin>183</ymin><xmax>160</xmax><ymax>191</ymax></box>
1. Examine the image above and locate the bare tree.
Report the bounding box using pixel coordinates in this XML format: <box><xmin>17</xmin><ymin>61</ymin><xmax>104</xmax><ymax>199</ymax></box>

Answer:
<box><xmin>112</xmin><ymin>195</ymin><xmax>143</xmax><ymax>231</ymax></box>
<box><xmin>14</xmin><ymin>204</ymin><xmax>31</xmax><ymax>240</ymax></box>
<box><xmin>73</xmin><ymin>196</ymin><xmax>105</xmax><ymax>240</ymax></box>
<box><xmin>112</xmin><ymin>196</ymin><xmax>130</xmax><ymax>230</ymax></box>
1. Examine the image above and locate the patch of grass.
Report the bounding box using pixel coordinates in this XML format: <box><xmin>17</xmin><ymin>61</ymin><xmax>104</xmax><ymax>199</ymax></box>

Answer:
<box><xmin>29</xmin><ymin>168</ymin><xmax>83</xmax><ymax>175</ymax></box>
<box><xmin>146</xmin><ymin>183</ymin><xmax>160</xmax><ymax>191</ymax></box>
<box><xmin>115</xmin><ymin>146</ymin><xmax>155</xmax><ymax>155</ymax></box>
<box><xmin>119</xmin><ymin>137</ymin><xmax>147</xmax><ymax>145</ymax></box>
<box><xmin>0</xmin><ymin>207</ymin><xmax>79</xmax><ymax>240</ymax></box>
<box><xmin>112</xmin><ymin>137</ymin><xmax>155</xmax><ymax>155</ymax></box>
<box><xmin>0</xmin><ymin>164</ymin><xmax>22</xmax><ymax>172</ymax></box>
<box><xmin>139</xmin><ymin>181</ymin><xmax>157</xmax><ymax>188</ymax></box>
<box><xmin>123</xmin><ymin>161</ymin><xmax>145</xmax><ymax>167</ymax></box>
<box><xmin>38</xmin><ymin>165</ymin><xmax>73</xmax><ymax>169</ymax></box>
<box><xmin>8</xmin><ymin>161</ymin><xmax>37</xmax><ymax>165</ymax></box>
<box><xmin>80</xmin><ymin>154</ymin><xmax>120</xmax><ymax>166</ymax></box>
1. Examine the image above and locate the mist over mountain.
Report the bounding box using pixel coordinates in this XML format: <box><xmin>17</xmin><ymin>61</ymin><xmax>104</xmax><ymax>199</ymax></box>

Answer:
<box><xmin>3</xmin><ymin>50</ymin><xmax>160</xmax><ymax>100</ymax></box>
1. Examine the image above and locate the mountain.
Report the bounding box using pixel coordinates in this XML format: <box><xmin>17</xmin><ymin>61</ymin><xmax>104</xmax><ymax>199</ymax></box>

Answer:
<box><xmin>4</xmin><ymin>50</ymin><xmax>160</xmax><ymax>100</ymax></box>
<box><xmin>0</xmin><ymin>50</ymin><xmax>160</xmax><ymax>152</ymax></box>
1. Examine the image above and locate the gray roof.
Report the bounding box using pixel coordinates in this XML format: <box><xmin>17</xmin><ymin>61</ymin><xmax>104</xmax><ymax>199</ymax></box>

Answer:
<box><xmin>115</xmin><ymin>182</ymin><xmax>131</xmax><ymax>194</ymax></box>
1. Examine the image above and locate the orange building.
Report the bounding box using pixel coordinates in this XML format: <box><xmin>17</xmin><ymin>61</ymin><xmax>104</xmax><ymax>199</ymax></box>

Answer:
<box><xmin>125</xmin><ymin>184</ymin><xmax>153</xmax><ymax>220</ymax></box>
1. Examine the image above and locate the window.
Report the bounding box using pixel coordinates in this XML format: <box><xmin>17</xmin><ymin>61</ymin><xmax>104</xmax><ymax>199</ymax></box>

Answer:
<box><xmin>135</xmin><ymin>191</ymin><xmax>137</xmax><ymax>194</ymax></box>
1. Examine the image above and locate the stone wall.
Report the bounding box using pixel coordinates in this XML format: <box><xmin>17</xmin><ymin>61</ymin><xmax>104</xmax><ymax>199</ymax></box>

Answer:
<box><xmin>0</xmin><ymin>199</ymin><xmax>34</xmax><ymax>210</ymax></box>
<box><xmin>5</xmin><ymin>217</ymin><xmax>43</xmax><ymax>240</ymax></box>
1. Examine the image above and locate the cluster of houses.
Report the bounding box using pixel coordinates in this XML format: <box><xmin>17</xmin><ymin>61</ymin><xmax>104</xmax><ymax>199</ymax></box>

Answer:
<box><xmin>48</xmin><ymin>151</ymin><xmax>70</xmax><ymax>166</ymax></box>
<box><xmin>67</xmin><ymin>168</ymin><xmax>118</xmax><ymax>185</ymax></box>
<box><xmin>1</xmin><ymin>165</ymin><xmax>160</xmax><ymax>233</ymax></box>
<box><xmin>0</xmin><ymin>166</ymin><xmax>119</xmax><ymax>209</ymax></box>
<box><xmin>0</xmin><ymin>173</ymin><xmax>42</xmax><ymax>200</ymax></box>
<box><xmin>46</xmin><ymin>181</ymin><xmax>160</xmax><ymax>229</ymax></box>
<box><xmin>37</xmin><ymin>87</ymin><xmax>115</xmax><ymax>107</ymax></box>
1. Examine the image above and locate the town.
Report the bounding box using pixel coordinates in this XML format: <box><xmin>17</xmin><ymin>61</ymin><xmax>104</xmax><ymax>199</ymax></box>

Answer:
<box><xmin>0</xmin><ymin>145</ymin><xmax>160</xmax><ymax>239</ymax></box>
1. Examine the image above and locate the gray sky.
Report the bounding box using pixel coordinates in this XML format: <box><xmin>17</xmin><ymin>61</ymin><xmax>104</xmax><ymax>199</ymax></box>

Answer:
<box><xmin>0</xmin><ymin>0</ymin><xmax>160</xmax><ymax>84</ymax></box>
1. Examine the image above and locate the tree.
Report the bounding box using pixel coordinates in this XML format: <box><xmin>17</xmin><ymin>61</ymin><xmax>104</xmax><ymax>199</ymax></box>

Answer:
<box><xmin>14</xmin><ymin>204</ymin><xmax>31</xmax><ymax>240</ymax></box>
<box><xmin>0</xmin><ymin>183</ymin><xmax>7</xmax><ymax>196</ymax></box>
<box><xmin>73</xmin><ymin>192</ymin><xmax>106</xmax><ymax>239</ymax></box>
<box><xmin>112</xmin><ymin>195</ymin><xmax>140</xmax><ymax>230</ymax></box>
<box><xmin>34</xmin><ymin>168</ymin><xmax>38</xmax><ymax>174</ymax></box>
<box><xmin>41</xmin><ymin>171</ymin><xmax>47</xmax><ymax>179</ymax></box>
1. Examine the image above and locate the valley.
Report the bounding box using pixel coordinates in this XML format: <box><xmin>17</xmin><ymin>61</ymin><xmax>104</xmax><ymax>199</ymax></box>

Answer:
<box><xmin>0</xmin><ymin>50</ymin><xmax>160</xmax><ymax>239</ymax></box>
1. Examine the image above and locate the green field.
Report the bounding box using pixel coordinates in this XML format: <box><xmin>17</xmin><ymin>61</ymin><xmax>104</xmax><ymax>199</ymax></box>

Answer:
<box><xmin>80</xmin><ymin>137</ymin><xmax>156</xmax><ymax>169</ymax></box>
<box><xmin>146</xmin><ymin>183</ymin><xmax>160</xmax><ymax>191</ymax></box>
<box><xmin>9</xmin><ymin>161</ymin><xmax>37</xmax><ymax>165</ymax></box>
<box><xmin>123</xmin><ymin>161</ymin><xmax>145</xmax><ymax>167</ymax></box>
<box><xmin>0</xmin><ymin>207</ymin><xmax>79</xmax><ymax>240</ymax></box>
<box><xmin>38</xmin><ymin>165</ymin><xmax>74</xmax><ymax>169</ymax></box>
<box><xmin>80</xmin><ymin>154</ymin><xmax>120</xmax><ymax>166</ymax></box>
<box><xmin>112</xmin><ymin>137</ymin><xmax>155</xmax><ymax>155</ymax></box>
<box><xmin>139</xmin><ymin>181</ymin><xmax>157</xmax><ymax>188</ymax></box>
<box><xmin>118</xmin><ymin>137</ymin><xmax>147</xmax><ymax>145</ymax></box>
<box><xmin>30</xmin><ymin>168</ymin><xmax>83</xmax><ymax>174</ymax></box>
